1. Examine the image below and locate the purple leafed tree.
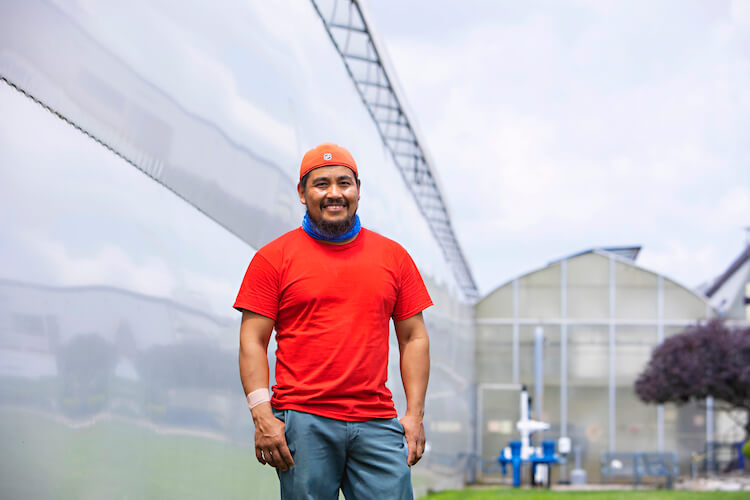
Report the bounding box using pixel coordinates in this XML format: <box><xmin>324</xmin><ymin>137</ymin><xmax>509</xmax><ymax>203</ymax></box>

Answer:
<box><xmin>635</xmin><ymin>320</ymin><xmax>750</xmax><ymax>438</ymax></box>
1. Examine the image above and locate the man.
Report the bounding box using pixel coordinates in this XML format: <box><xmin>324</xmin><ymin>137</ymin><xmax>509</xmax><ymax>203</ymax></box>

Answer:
<box><xmin>234</xmin><ymin>142</ymin><xmax>432</xmax><ymax>499</ymax></box>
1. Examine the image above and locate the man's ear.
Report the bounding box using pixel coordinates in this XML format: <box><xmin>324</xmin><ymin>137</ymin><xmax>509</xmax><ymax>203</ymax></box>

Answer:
<box><xmin>297</xmin><ymin>183</ymin><xmax>306</xmax><ymax>205</ymax></box>
<box><xmin>357</xmin><ymin>178</ymin><xmax>361</xmax><ymax>201</ymax></box>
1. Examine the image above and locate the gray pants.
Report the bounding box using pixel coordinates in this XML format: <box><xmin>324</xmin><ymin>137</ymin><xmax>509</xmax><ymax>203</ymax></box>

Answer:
<box><xmin>273</xmin><ymin>409</ymin><xmax>413</xmax><ymax>500</ymax></box>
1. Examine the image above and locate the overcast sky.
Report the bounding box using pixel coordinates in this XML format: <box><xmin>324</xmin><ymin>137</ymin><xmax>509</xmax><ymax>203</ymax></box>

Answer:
<box><xmin>366</xmin><ymin>0</ymin><xmax>750</xmax><ymax>295</ymax></box>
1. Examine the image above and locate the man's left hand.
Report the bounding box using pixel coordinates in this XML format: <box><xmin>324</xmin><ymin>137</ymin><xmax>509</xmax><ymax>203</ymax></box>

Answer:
<box><xmin>399</xmin><ymin>414</ymin><xmax>426</xmax><ymax>466</ymax></box>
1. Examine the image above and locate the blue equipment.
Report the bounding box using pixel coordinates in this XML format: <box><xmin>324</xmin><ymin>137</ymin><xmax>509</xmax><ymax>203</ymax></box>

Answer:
<box><xmin>496</xmin><ymin>387</ymin><xmax>562</xmax><ymax>487</ymax></box>
<box><xmin>498</xmin><ymin>440</ymin><xmax>560</xmax><ymax>487</ymax></box>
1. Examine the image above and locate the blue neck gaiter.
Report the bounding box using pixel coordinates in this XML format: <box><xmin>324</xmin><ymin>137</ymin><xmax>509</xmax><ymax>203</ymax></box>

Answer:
<box><xmin>302</xmin><ymin>213</ymin><xmax>361</xmax><ymax>242</ymax></box>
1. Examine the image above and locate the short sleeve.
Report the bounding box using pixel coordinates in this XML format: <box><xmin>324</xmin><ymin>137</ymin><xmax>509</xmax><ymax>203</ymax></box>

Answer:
<box><xmin>233</xmin><ymin>252</ymin><xmax>280</xmax><ymax>320</ymax></box>
<box><xmin>392</xmin><ymin>250</ymin><xmax>433</xmax><ymax>321</ymax></box>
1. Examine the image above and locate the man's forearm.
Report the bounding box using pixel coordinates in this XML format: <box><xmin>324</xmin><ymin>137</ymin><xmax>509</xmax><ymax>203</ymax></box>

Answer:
<box><xmin>239</xmin><ymin>330</ymin><xmax>280</xmax><ymax>435</ymax></box>
<box><xmin>239</xmin><ymin>340</ymin><xmax>270</xmax><ymax>399</ymax></box>
<box><xmin>238</xmin><ymin>310</ymin><xmax>275</xmax><ymax>399</ymax></box>
<box><xmin>400</xmin><ymin>335</ymin><xmax>430</xmax><ymax>417</ymax></box>
<box><xmin>397</xmin><ymin>320</ymin><xmax>430</xmax><ymax>467</ymax></box>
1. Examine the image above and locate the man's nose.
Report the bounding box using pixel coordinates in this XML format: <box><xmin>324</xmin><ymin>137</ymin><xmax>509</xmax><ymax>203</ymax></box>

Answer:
<box><xmin>327</xmin><ymin>184</ymin><xmax>341</xmax><ymax>197</ymax></box>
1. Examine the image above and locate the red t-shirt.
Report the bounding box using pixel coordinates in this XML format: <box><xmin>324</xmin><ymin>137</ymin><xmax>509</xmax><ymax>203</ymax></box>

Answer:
<box><xmin>234</xmin><ymin>227</ymin><xmax>433</xmax><ymax>421</ymax></box>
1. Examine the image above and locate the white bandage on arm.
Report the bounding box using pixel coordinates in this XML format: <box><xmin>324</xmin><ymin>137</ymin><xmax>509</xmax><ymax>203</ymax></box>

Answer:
<box><xmin>247</xmin><ymin>388</ymin><xmax>271</xmax><ymax>410</ymax></box>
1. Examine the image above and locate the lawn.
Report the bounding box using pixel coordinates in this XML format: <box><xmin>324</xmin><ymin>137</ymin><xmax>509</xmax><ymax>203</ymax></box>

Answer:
<box><xmin>0</xmin><ymin>407</ymin><xmax>278</xmax><ymax>499</ymax></box>
<box><xmin>425</xmin><ymin>489</ymin><xmax>749</xmax><ymax>500</ymax></box>
<box><xmin>3</xmin><ymin>407</ymin><xmax>747</xmax><ymax>499</ymax></box>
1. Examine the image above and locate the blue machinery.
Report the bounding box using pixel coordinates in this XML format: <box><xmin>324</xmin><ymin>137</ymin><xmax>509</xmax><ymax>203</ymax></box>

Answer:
<box><xmin>497</xmin><ymin>385</ymin><xmax>567</xmax><ymax>487</ymax></box>
<box><xmin>496</xmin><ymin>327</ymin><xmax>571</xmax><ymax>487</ymax></box>
<box><xmin>499</xmin><ymin>440</ymin><xmax>560</xmax><ymax>488</ymax></box>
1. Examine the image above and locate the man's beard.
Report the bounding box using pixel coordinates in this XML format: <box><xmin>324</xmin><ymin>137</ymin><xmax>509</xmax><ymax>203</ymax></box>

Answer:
<box><xmin>306</xmin><ymin>209</ymin><xmax>357</xmax><ymax>239</ymax></box>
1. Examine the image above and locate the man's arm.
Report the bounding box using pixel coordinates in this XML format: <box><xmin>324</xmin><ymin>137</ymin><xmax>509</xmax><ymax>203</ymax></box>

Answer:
<box><xmin>394</xmin><ymin>311</ymin><xmax>430</xmax><ymax>466</ymax></box>
<box><xmin>239</xmin><ymin>310</ymin><xmax>294</xmax><ymax>471</ymax></box>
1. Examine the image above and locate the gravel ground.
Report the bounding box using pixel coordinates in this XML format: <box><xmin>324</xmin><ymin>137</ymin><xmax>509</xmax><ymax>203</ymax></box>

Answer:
<box><xmin>676</xmin><ymin>475</ymin><xmax>750</xmax><ymax>492</ymax></box>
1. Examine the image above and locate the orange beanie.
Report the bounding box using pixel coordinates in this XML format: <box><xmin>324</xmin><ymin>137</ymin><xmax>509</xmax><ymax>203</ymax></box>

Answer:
<box><xmin>299</xmin><ymin>143</ymin><xmax>358</xmax><ymax>180</ymax></box>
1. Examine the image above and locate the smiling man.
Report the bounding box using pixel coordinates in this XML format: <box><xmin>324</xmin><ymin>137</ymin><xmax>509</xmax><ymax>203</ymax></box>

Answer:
<box><xmin>234</xmin><ymin>143</ymin><xmax>432</xmax><ymax>500</ymax></box>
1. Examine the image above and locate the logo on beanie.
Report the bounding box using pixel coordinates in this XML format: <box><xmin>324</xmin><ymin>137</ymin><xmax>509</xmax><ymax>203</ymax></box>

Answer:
<box><xmin>323</xmin><ymin>153</ymin><xmax>332</xmax><ymax>161</ymax></box>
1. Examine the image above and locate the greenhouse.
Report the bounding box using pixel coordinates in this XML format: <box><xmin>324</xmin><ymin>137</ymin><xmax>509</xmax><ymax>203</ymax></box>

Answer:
<box><xmin>475</xmin><ymin>247</ymin><xmax>713</xmax><ymax>481</ymax></box>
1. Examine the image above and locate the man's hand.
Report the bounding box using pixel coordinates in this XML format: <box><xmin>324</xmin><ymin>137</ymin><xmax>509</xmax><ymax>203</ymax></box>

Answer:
<box><xmin>252</xmin><ymin>403</ymin><xmax>294</xmax><ymax>471</ymax></box>
<box><xmin>400</xmin><ymin>414</ymin><xmax>426</xmax><ymax>466</ymax></box>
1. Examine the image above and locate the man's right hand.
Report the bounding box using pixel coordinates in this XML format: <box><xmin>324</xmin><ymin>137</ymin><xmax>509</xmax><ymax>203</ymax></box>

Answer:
<box><xmin>252</xmin><ymin>403</ymin><xmax>295</xmax><ymax>471</ymax></box>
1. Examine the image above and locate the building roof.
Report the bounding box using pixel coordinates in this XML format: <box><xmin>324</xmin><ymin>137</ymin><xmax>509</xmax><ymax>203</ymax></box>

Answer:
<box><xmin>705</xmin><ymin>244</ymin><xmax>750</xmax><ymax>298</ymax></box>
<box><xmin>701</xmin><ymin>243</ymin><xmax>750</xmax><ymax>319</ymax></box>
<box><xmin>549</xmin><ymin>246</ymin><xmax>642</xmax><ymax>265</ymax></box>
<box><xmin>477</xmin><ymin>245</ymin><xmax>712</xmax><ymax>317</ymax></box>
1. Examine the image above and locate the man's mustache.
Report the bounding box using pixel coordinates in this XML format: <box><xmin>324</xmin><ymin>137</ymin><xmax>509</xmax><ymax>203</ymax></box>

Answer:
<box><xmin>321</xmin><ymin>199</ymin><xmax>348</xmax><ymax>208</ymax></box>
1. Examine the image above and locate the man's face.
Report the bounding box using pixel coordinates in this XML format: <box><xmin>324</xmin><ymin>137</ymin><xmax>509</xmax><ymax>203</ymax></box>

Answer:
<box><xmin>298</xmin><ymin>165</ymin><xmax>360</xmax><ymax>235</ymax></box>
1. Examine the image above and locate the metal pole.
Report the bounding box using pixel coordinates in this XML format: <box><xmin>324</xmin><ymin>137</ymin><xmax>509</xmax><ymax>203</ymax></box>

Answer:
<box><xmin>476</xmin><ymin>384</ymin><xmax>483</xmax><ymax>480</ymax></box>
<box><xmin>657</xmin><ymin>275</ymin><xmax>664</xmax><ymax>452</ymax></box>
<box><xmin>705</xmin><ymin>302</ymin><xmax>714</xmax><ymax>473</ymax></box>
<box><xmin>706</xmin><ymin>396</ymin><xmax>715</xmax><ymax>473</ymax></box>
<box><xmin>609</xmin><ymin>255</ymin><xmax>616</xmax><ymax>453</ymax></box>
<box><xmin>534</xmin><ymin>325</ymin><xmax>544</xmax><ymax>447</ymax></box>
<box><xmin>560</xmin><ymin>259</ymin><xmax>568</xmax><ymax>481</ymax></box>
<box><xmin>513</xmin><ymin>279</ymin><xmax>520</xmax><ymax>384</ymax></box>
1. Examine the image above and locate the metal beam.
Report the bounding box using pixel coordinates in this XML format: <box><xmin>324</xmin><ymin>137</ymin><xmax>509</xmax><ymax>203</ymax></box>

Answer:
<box><xmin>310</xmin><ymin>0</ymin><xmax>478</xmax><ymax>300</ymax></box>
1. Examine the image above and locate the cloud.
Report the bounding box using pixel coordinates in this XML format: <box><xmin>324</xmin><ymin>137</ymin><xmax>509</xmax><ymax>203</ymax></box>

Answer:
<box><xmin>703</xmin><ymin>185</ymin><xmax>750</xmax><ymax>231</ymax></box>
<box><xmin>369</xmin><ymin>1</ymin><xmax>750</xmax><ymax>293</ymax></box>
<box><xmin>639</xmin><ymin>241</ymin><xmax>723</xmax><ymax>288</ymax></box>
<box><xmin>731</xmin><ymin>0</ymin><xmax>750</xmax><ymax>27</ymax></box>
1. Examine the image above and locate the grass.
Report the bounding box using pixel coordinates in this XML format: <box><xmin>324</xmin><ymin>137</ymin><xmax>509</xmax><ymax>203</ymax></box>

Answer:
<box><xmin>3</xmin><ymin>407</ymin><xmax>747</xmax><ymax>499</ymax></box>
<box><xmin>425</xmin><ymin>489</ymin><xmax>750</xmax><ymax>499</ymax></box>
<box><xmin>0</xmin><ymin>407</ymin><xmax>278</xmax><ymax>499</ymax></box>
